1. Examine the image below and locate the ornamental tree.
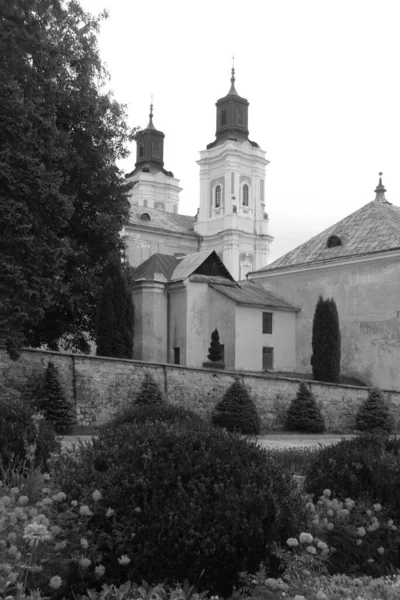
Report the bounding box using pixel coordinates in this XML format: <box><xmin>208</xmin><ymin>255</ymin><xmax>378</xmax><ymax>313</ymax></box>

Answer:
<box><xmin>311</xmin><ymin>296</ymin><xmax>341</xmax><ymax>383</ymax></box>
<box><xmin>286</xmin><ymin>382</ymin><xmax>325</xmax><ymax>433</ymax></box>
<box><xmin>36</xmin><ymin>361</ymin><xmax>75</xmax><ymax>434</ymax></box>
<box><xmin>207</xmin><ymin>328</ymin><xmax>223</xmax><ymax>362</ymax></box>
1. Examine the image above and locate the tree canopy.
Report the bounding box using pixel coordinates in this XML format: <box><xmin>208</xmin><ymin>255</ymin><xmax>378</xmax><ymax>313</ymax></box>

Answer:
<box><xmin>0</xmin><ymin>0</ymin><xmax>135</xmax><ymax>357</ymax></box>
<box><xmin>311</xmin><ymin>295</ymin><xmax>341</xmax><ymax>383</ymax></box>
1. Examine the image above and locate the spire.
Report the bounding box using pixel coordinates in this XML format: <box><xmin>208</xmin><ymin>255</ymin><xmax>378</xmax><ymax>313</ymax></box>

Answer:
<box><xmin>228</xmin><ymin>55</ymin><xmax>238</xmax><ymax>96</ymax></box>
<box><xmin>146</xmin><ymin>95</ymin><xmax>156</xmax><ymax>130</ymax></box>
<box><xmin>374</xmin><ymin>172</ymin><xmax>388</xmax><ymax>203</ymax></box>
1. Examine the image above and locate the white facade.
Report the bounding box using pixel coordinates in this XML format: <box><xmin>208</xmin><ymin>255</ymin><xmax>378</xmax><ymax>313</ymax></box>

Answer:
<box><xmin>126</xmin><ymin>170</ymin><xmax>182</xmax><ymax>214</ymax></box>
<box><xmin>194</xmin><ymin>140</ymin><xmax>272</xmax><ymax>280</ymax></box>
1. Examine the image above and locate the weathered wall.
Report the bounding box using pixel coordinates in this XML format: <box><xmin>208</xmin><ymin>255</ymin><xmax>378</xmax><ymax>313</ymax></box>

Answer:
<box><xmin>252</xmin><ymin>254</ymin><xmax>400</xmax><ymax>390</ymax></box>
<box><xmin>132</xmin><ymin>283</ymin><xmax>167</xmax><ymax>363</ymax></box>
<box><xmin>235</xmin><ymin>306</ymin><xmax>296</xmax><ymax>372</ymax></box>
<box><xmin>2</xmin><ymin>348</ymin><xmax>400</xmax><ymax>433</ymax></box>
<box><xmin>124</xmin><ymin>227</ymin><xmax>199</xmax><ymax>269</ymax></box>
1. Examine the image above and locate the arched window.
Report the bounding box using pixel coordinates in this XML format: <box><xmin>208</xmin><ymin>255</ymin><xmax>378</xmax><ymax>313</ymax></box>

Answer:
<box><xmin>215</xmin><ymin>185</ymin><xmax>221</xmax><ymax>208</ymax></box>
<box><xmin>154</xmin><ymin>202</ymin><xmax>165</xmax><ymax>211</ymax></box>
<box><xmin>242</xmin><ymin>184</ymin><xmax>249</xmax><ymax>206</ymax></box>
<box><xmin>326</xmin><ymin>235</ymin><xmax>342</xmax><ymax>248</ymax></box>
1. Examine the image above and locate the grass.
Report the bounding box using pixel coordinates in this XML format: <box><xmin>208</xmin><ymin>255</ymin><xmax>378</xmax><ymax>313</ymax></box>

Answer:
<box><xmin>263</xmin><ymin>445</ymin><xmax>320</xmax><ymax>475</ymax></box>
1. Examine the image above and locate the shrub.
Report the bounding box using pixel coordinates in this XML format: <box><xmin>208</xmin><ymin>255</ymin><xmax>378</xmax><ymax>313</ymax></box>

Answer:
<box><xmin>52</xmin><ymin>418</ymin><xmax>309</xmax><ymax>595</ymax></box>
<box><xmin>212</xmin><ymin>378</ymin><xmax>260</xmax><ymax>435</ymax></box>
<box><xmin>286</xmin><ymin>382</ymin><xmax>325</xmax><ymax>433</ymax></box>
<box><xmin>207</xmin><ymin>328</ymin><xmax>223</xmax><ymax>362</ymax></box>
<box><xmin>36</xmin><ymin>361</ymin><xmax>75</xmax><ymax>434</ymax></box>
<box><xmin>109</xmin><ymin>402</ymin><xmax>204</xmax><ymax>428</ymax></box>
<box><xmin>0</xmin><ymin>396</ymin><xmax>60</xmax><ymax>471</ymax></box>
<box><xmin>355</xmin><ymin>387</ymin><xmax>393</xmax><ymax>433</ymax></box>
<box><xmin>311</xmin><ymin>296</ymin><xmax>341</xmax><ymax>383</ymax></box>
<box><xmin>304</xmin><ymin>433</ymin><xmax>400</xmax><ymax>520</ymax></box>
<box><xmin>134</xmin><ymin>373</ymin><xmax>164</xmax><ymax>407</ymax></box>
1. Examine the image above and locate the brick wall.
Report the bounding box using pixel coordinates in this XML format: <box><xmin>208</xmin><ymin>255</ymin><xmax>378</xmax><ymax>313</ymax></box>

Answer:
<box><xmin>1</xmin><ymin>348</ymin><xmax>400</xmax><ymax>432</ymax></box>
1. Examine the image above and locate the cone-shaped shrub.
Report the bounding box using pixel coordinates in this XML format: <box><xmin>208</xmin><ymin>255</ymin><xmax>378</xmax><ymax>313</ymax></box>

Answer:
<box><xmin>286</xmin><ymin>382</ymin><xmax>325</xmax><ymax>433</ymax></box>
<box><xmin>212</xmin><ymin>378</ymin><xmax>260</xmax><ymax>434</ymax></box>
<box><xmin>207</xmin><ymin>328</ymin><xmax>223</xmax><ymax>362</ymax></box>
<box><xmin>311</xmin><ymin>295</ymin><xmax>341</xmax><ymax>382</ymax></box>
<box><xmin>355</xmin><ymin>387</ymin><xmax>392</xmax><ymax>433</ymax></box>
<box><xmin>36</xmin><ymin>362</ymin><xmax>75</xmax><ymax>434</ymax></box>
<box><xmin>135</xmin><ymin>373</ymin><xmax>164</xmax><ymax>406</ymax></box>
<box><xmin>95</xmin><ymin>277</ymin><xmax>114</xmax><ymax>358</ymax></box>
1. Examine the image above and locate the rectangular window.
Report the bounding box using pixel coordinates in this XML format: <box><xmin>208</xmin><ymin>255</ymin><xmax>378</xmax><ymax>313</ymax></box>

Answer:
<box><xmin>262</xmin><ymin>347</ymin><xmax>274</xmax><ymax>371</ymax></box>
<box><xmin>152</xmin><ymin>141</ymin><xmax>162</xmax><ymax>158</ymax></box>
<box><xmin>220</xmin><ymin>344</ymin><xmax>225</xmax><ymax>363</ymax></box>
<box><xmin>236</xmin><ymin>107</ymin><xmax>244</xmax><ymax>126</ymax></box>
<box><xmin>260</xmin><ymin>179</ymin><xmax>265</xmax><ymax>204</ymax></box>
<box><xmin>220</xmin><ymin>109</ymin><xmax>227</xmax><ymax>127</ymax></box>
<box><xmin>262</xmin><ymin>312</ymin><xmax>273</xmax><ymax>334</ymax></box>
<box><xmin>173</xmin><ymin>347</ymin><xmax>180</xmax><ymax>365</ymax></box>
<box><xmin>231</xmin><ymin>172</ymin><xmax>234</xmax><ymax>194</ymax></box>
<box><xmin>139</xmin><ymin>145</ymin><xmax>144</xmax><ymax>158</ymax></box>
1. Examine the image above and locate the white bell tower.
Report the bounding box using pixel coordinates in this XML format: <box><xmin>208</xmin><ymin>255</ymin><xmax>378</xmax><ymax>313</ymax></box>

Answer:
<box><xmin>194</xmin><ymin>67</ymin><xmax>273</xmax><ymax>280</ymax></box>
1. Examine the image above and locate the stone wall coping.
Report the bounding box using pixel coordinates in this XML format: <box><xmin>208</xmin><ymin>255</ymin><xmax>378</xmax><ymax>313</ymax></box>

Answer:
<box><xmin>5</xmin><ymin>346</ymin><xmax>400</xmax><ymax>395</ymax></box>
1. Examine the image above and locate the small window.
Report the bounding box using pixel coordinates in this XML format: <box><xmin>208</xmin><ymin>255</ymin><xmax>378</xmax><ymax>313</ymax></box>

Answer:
<box><xmin>173</xmin><ymin>205</ymin><xmax>177</xmax><ymax>213</ymax></box>
<box><xmin>262</xmin><ymin>347</ymin><xmax>274</xmax><ymax>371</ymax></box>
<box><xmin>152</xmin><ymin>141</ymin><xmax>162</xmax><ymax>158</ymax></box>
<box><xmin>220</xmin><ymin>344</ymin><xmax>225</xmax><ymax>363</ymax></box>
<box><xmin>262</xmin><ymin>312</ymin><xmax>273</xmax><ymax>334</ymax></box>
<box><xmin>220</xmin><ymin>109</ymin><xmax>227</xmax><ymax>127</ymax></box>
<box><xmin>242</xmin><ymin>184</ymin><xmax>249</xmax><ymax>207</ymax></box>
<box><xmin>215</xmin><ymin>185</ymin><xmax>221</xmax><ymax>208</ymax></box>
<box><xmin>143</xmin><ymin>199</ymin><xmax>148</xmax><ymax>207</ymax></box>
<box><xmin>140</xmin><ymin>212</ymin><xmax>150</xmax><ymax>221</ymax></box>
<box><xmin>138</xmin><ymin>145</ymin><xmax>144</xmax><ymax>158</ymax></box>
<box><xmin>173</xmin><ymin>347</ymin><xmax>180</xmax><ymax>365</ymax></box>
<box><xmin>236</xmin><ymin>107</ymin><xmax>244</xmax><ymax>126</ymax></box>
<box><xmin>154</xmin><ymin>202</ymin><xmax>165</xmax><ymax>210</ymax></box>
<box><xmin>327</xmin><ymin>235</ymin><xmax>342</xmax><ymax>248</ymax></box>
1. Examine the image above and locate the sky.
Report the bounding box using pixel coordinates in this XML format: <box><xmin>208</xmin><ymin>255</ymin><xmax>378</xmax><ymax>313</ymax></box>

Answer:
<box><xmin>79</xmin><ymin>0</ymin><xmax>400</xmax><ymax>263</ymax></box>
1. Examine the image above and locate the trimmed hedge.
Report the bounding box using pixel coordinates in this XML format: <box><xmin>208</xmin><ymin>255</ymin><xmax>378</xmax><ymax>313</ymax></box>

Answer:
<box><xmin>286</xmin><ymin>382</ymin><xmax>325</xmax><ymax>433</ymax></box>
<box><xmin>355</xmin><ymin>387</ymin><xmax>393</xmax><ymax>433</ymax></box>
<box><xmin>212</xmin><ymin>379</ymin><xmax>260</xmax><ymax>435</ymax></box>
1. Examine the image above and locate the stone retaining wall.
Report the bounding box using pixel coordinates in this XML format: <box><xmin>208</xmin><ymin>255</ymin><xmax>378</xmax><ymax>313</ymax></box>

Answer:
<box><xmin>1</xmin><ymin>348</ymin><xmax>400</xmax><ymax>432</ymax></box>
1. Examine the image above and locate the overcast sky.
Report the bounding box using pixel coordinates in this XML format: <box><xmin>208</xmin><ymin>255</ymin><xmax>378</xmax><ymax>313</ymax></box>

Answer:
<box><xmin>79</xmin><ymin>0</ymin><xmax>400</xmax><ymax>263</ymax></box>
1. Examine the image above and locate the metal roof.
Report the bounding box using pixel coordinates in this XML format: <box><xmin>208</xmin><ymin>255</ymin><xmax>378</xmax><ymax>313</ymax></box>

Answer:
<box><xmin>133</xmin><ymin>254</ymin><xmax>178</xmax><ymax>282</ymax></box>
<box><xmin>210</xmin><ymin>280</ymin><xmax>299</xmax><ymax>311</ymax></box>
<box><xmin>170</xmin><ymin>251</ymin><xmax>218</xmax><ymax>282</ymax></box>
<box><xmin>128</xmin><ymin>205</ymin><xmax>198</xmax><ymax>235</ymax></box>
<box><xmin>254</xmin><ymin>199</ymin><xmax>400</xmax><ymax>274</ymax></box>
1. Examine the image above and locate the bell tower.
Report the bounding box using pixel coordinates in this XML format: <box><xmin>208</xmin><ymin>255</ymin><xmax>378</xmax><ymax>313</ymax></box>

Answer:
<box><xmin>194</xmin><ymin>67</ymin><xmax>273</xmax><ymax>280</ymax></box>
<box><xmin>126</xmin><ymin>101</ymin><xmax>182</xmax><ymax>213</ymax></box>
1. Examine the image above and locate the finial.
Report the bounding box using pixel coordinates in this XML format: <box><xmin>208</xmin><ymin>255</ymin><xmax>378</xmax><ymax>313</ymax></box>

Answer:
<box><xmin>374</xmin><ymin>171</ymin><xmax>388</xmax><ymax>203</ymax></box>
<box><xmin>228</xmin><ymin>57</ymin><xmax>238</xmax><ymax>96</ymax></box>
<box><xmin>146</xmin><ymin>95</ymin><xmax>155</xmax><ymax>130</ymax></box>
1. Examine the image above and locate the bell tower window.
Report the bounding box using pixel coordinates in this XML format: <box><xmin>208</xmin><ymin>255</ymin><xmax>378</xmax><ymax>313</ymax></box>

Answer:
<box><xmin>242</xmin><ymin>184</ymin><xmax>249</xmax><ymax>206</ymax></box>
<box><xmin>215</xmin><ymin>185</ymin><xmax>221</xmax><ymax>208</ymax></box>
<box><xmin>220</xmin><ymin>109</ymin><xmax>227</xmax><ymax>127</ymax></box>
<box><xmin>139</xmin><ymin>145</ymin><xmax>144</xmax><ymax>158</ymax></box>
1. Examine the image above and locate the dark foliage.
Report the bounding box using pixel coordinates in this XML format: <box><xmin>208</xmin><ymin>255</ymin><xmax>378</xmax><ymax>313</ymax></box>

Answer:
<box><xmin>355</xmin><ymin>387</ymin><xmax>393</xmax><ymax>433</ymax></box>
<box><xmin>207</xmin><ymin>328</ymin><xmax>223</xmax><ymax>362</ymax></box>
<box><xmin>311</xmin><ymin>296</ymin><xmax>341</xmax><ymax>383</ymax></box>
<box><xmin>212</xmin><ymin>379</ymin><xmax>260</xmax><ymax>435</ymax></box>
<box><xmin>109</xmin><ymin>402</ymin><xmax>203</xmax><ymax>429</ymax></box>
<box><xmin>286</xmin><ymin>382</ymin><xmax>325</xmax><ymax>433</ymax></box>
<box><xmin>0</xmin><ymin>0</ymin><xmax>135</xmax><ymax>357</ymax></box>
<box><xmin>0</xmin><ymin>395</ymin><xmax>60</xmax><ymax>471</ymax></box>
<box><xmin>304</xmin><ymin>432</ymin><xmax>400</xmax><ymax>519</ymax></box>
<box><xmin>52</xmin><ymin>418</ymin><xmax>309</xmax><ymax>596</ymax></box>
<box><xmin>96</xmin><ymin>254</ymin><xmax>134</xmax><ymax>358</ymax></box>
<box><xmin>134</xmin><ymin>373</ymin><xmax>164</xmax><ymax>407</ymax></box>
<box><xmin>35</xmin><ymin>361</ymin><xmax>75</xmax><ymax>434</ymax></box>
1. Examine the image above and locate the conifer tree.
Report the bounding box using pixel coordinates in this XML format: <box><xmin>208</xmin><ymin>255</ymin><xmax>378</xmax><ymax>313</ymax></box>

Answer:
<box><xmin>311</xmin><ymin>296</ymin><xmax>341</xmax><ymax>382</ymax></box>
<box><xmin>355</xmin><ymin>387</ymin><xmax>392</xmax><ymax>433</ymax></box>
<box><xmin>207</xmin><ymin>328</ymin><xmax>223</xmax><ymax>362</ymax></box>
<box><xmin>95</xmin><ymin>253</ymin><xmax>134</xmax><ymax>358</ymax></box>
<box><xmin>286</xmin><ymin>382</ymin><xmax>325</xmax><ymax>433</ymax></box>
<box><xmin>135</xmin><ymin>373</ymin><xmax>164</xmax><ymax>406</ymax></box>
<box><xmin>212</xmin><ymin>378</ymin><xmax>260</xmax><ymax>434</ymax></box>
<box><xmin>37</xmin><ymin>362</ymin><xmax>75</xmax><ymax>435</ymax></box>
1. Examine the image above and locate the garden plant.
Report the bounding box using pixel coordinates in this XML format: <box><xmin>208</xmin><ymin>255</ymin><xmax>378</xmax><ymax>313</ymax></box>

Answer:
<box><xmin>286</xmin><ymin>382</ymin><xmax>325</xmax><ymax>433</ymax></box>
<box><xmin>212</xmin><ymin>378</ymin><xmax>261</xmax><ymax>435</ymax></box>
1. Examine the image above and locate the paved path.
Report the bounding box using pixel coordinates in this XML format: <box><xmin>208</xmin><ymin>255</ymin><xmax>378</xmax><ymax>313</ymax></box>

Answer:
<box><xmin>61</xmin><ymin>433</ymin><xmax>354</xmax><ymax>451</ymax></box>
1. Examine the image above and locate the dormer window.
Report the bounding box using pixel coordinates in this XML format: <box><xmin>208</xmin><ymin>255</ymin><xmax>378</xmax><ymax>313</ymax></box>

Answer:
<box><xmin>242</xmin><ymin>184</ymin><xmax>249</xmax><ymax>206</ymax></box>
<box><xmin>327</xmin><ymin>235</ymin><xmax>342</xmax><ymax>248</ymax></box>
<box><xmin>220</xmin><ymin>109</ymin><xmax>227</xmax><ymax>127</ymax></box>
<box><xmin>215</xmin><ymin>185</ymin><xmax>221</xmax><ymax>208</ymax></box>
<box><xmin>140</xmin><ymin>213</ymin><xmax>150</xmax><ymax>221</ymax></box>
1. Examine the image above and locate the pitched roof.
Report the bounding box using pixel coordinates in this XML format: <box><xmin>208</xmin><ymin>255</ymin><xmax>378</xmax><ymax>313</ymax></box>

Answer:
<box><xmin>133</xmin><ymin>253</ymin><xmax>178</xmax><ymax>282</ymax></box>
<box><xmin>210</xmin><ymin>280</ymin><xmax>299</xmax><ymax>311</ymax></box>
<box><xmin>128</xmin><ymin>205</ymin><xmax>197</xmax><ymax>235</ymax></box>
<box><xmin>254</xmin><ymin>200</ymin><xmax>400</xmax><ymax>274</ymax></box>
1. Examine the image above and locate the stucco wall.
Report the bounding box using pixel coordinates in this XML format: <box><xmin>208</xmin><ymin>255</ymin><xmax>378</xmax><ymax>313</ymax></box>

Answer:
<box><xmin>253</xmin><ymin>255</ymin><xmax>400</xmax><ymax>389</ymax></box>
<box><xmin>125</xmin><ymin>227</ymin><xmax>199</xmax><ymax>268</ymax></box>
<box><xmin>2</xmin><ymin>348</ymin><xmax>400</xmax><ymax>433</ymax></box>
<box><xmin>235</xmin><ymin>307</ymin><xmax>296</xmax><ymax>372</ymax></box>
<box><xmin>168</xmin><ymin>283</ymin><xmax>187</xmax><ymax>365</ymax></box>
<box><xmin>209</xmin><ymin>287</ymin><xmax>236</xmax><ymax>369</ymax></box>
<box><xmin>132</xmin><ymin>284</ymin><xmax>167</xmax><ymax>363</ymax></box>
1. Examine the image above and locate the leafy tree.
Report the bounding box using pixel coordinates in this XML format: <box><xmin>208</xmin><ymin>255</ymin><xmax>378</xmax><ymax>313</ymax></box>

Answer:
<box><xmin>355</xmin><ymin>387</ymin><xmax>393</xmax><ymax>433</ymax></box>
<box><xmin>212</xmin><ymin>378</ymin><xmax>260</xmax><ymax>434</ymax></box>
<box><xmin>286</xmin><ymin>382</ymin><xmax>325</xmax><ymax>433</ymax></box>
<box><xmin>207</xmin><ymin>328</ymin><xmax>223</xmax><ymax>362</ymax></box>
<box><xmin>95</xmin><ymin>253</ymin><xmax>134</xmax><ymax>358</ymax></box>
<box><xmin>36</xmin><ymin>361</ymin><xmax>75</xmax><ymax>434</ymax></box>
<box><xmin>311</xmin><ymin>296</ymin><xmax>341</xmax><ymax>383</ymax></box>
<box><xmin>0</xmin><ymin>0</ymin><xmax>135</xmax><ymax>358</ymax></box>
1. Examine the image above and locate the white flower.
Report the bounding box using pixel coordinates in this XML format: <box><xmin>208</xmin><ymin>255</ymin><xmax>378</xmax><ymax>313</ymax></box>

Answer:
<box><xmin>42</xmin><ymin>497</ymin><xmax>53</xmax><ymax>506</ymax></box>
<box><xmin>43</xmin><ymin>473</ymin><xmax>51</xmax><ymax>481</ymax></box>
<box><xmin>79</xmin><ymin>505</ymin><xmax>93</xmax><ymax>517</ymax></box>
<box><xmin>106</xmin><ymin>508</ymin><xmax>114</xmax><ymax>517</ymax></box>
<box><xmin>392</xmin><ymin>525</ymin><xmax>398</xmax><ymax>531</ymax></box>
<box><xmin>8</xmin><ymin>545</ymin><xmax>18</xmax><ymax>556</ymax></box>
<box><xmin>293</xmin><ymin>596</ymin><xmax>307</xmax><ymax>600</ymax></box>
<box><xmin>71</xmin><ymin>500</ymin><xmax>78</xmax><ymax>507</ymax></box>
<box><xmin>306</xmin><ymin>545</ymin><xmax>316</xmax><ymax>555</ymax></box>
<box><xmin>286</xmin><ymin>537</ymin><xmax>298</xmax><ymax>547</ymax></box>
<box><xmin>7</xmin><ymin>572</ymin><xmax>18</xmax><ymax>583</ymax></box>
<box><xmin>18</xmin><ymin>496</ymin><xmax>29</xmax><ymax>505</ymax></box>
<box><xmin>41</xmin><ymin>488</ymin><xmax>51</xmax><ymax>495</ymax></box>
<box><xmin>81</xmin><ymin>538</ymin><xmax>89</xmax><ymax>549</ymax></box>
<box><xmin>10</xmin><ymin>487</ymin><xmax>19</xmax><ymax>495</ymax></box>
<box><xmin>373</xmin><ymin>503</ymin><xmax>382</xmax><ymax>512</ymax></box>
<box><xmin>299</xmin><ymin>532</ymin><xmax>313</xmax><ymax>544</ymax></box>
<box><xmin>326</xmin><ymin>522</ymin><xmax>334</xmax><ymax>531</ymax></box>
<box><xmin>377</xmin><ymin>546</ymin><xmax>385</xmax><ymax>555</ymax></box>
<box><xmin>33</xmin><ymin>514</ymin><xmax>49</xmax><ymax>526</ymax></box>
<box><xmin>52</xmin><ymin>492</ymin><xmax>66</xmax><ymax>502</ymax></box>
<box><xmin>317</xmin><ymin>541</ymin><xmax>328</xmax><ymax>550</ymax></box>
<box><xmin>316</xmin><ymin>592</ymin><xmax>328</xmax><ymax>600</ymax></box>
<box><xmin>366</xmin><ymin>509</ymin><xmax>372</xmax><ymax>517</ymax></box>
<box><xmin>8</xmin><ymin>532</ymin><xmax>16</xmax><ymax>542</ymax></box>
<box><xmin>55</xmin><ymin>540</ymin><xmax>67</xmax><ymax>551</ymax></box>
<box><xmin>345</xmin><ymin>498</ymin><xmax>355</xmax><ymax>510</ymax></box>
<box><xmin>367</xmin><ymin>558</ymin><xmax>375</xmax><ymax>563</ymax></box>
<box><xmin>23</xmin><ymin>523</ymin><xmax>52</xmax><ymax>542</ymax></box>
<box><xmin>323</xmin><ymin>489</ymin><xmax>331</xmax><ymax>498</ymax></box>
<box><xmin>357</xmin><ymin>527</ymin><xmax>366</xmax><ymax>537</ymax></box>
<box><xmin>80</xmin><ymin>557</ymin><xmax>91</xmax><ymax>568</ymax></box>
<box><xmin>95</xmin><ymin>564</ymin><xmax>106</xmax><ymax>577</ymax></box>
<box><xmin>51</xmin><ymin>526</ymin><xmax>61</xmax><ymax>536</ymax></box>
<box><xmin>264</xmin><ymin>578</ymin><xmax>280</xmax><ymax>590</ymax></box>
<box><xmin>118</xmin><ymin>554</ymin><xmax>131</xmax><ymax>566</ymax></box>
<box><xmin>388</xmin><ymin>519</ymin><xmax>394</xmax><ymax>527</ymax></box>
<box><xmin>92</xmin><ymin>490</ymin><xmax>103</xmax><ymax>502</ymax></box>
<box><xmin>49</xmin><ymin>575</ymin><xmax>63</xmax><ymax>589</ymax></box>
<box><xmin>327</xmin><ymin>509</ymin><xmax>334</xmax><ymax>517</ymax></box>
